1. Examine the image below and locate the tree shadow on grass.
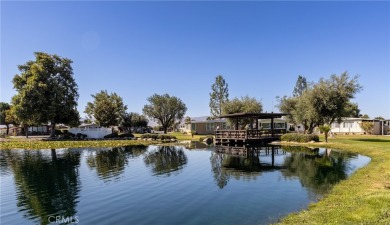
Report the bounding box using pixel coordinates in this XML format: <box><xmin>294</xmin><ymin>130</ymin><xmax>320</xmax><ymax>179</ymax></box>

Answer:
<box><xmin>355</xmin><ymin>139</ymin><xmax>390</xmax><ymax>143</ymax></box>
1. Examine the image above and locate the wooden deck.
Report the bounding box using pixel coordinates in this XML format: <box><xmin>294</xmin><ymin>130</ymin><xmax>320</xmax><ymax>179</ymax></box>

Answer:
<box><xmin>214</xmin><ymin>130</ymin><xmax>280</xmax><ymax>144</ymax></box>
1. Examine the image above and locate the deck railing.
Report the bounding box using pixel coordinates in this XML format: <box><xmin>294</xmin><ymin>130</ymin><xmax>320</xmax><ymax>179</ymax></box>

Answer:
<box><xmin>215</xmin><ymin>129</ymin><xmax>273</xmax><ymax>140</ymax></box>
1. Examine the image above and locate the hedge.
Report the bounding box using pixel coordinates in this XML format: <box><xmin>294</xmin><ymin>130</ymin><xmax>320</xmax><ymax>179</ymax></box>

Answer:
<box><xmin>140</xmin><ymin>134</ymin><xmax>177</xmax><ymax>140</ymax></box>
<box><xmin>281</xmin><ymin>133</ymin><xmax>319</xmax><ymax>143</ymax></box>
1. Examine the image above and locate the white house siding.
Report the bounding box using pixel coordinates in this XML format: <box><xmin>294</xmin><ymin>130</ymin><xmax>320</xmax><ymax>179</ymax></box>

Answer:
<box><xmin>331</xmin><ymin>118</ymin><xmax>384</xmax><ymax>135</ymax></box>
<box><xmin>69</xmin><ymin>127</ymin><xmax>112</xmax><ymax>139</ymax></box>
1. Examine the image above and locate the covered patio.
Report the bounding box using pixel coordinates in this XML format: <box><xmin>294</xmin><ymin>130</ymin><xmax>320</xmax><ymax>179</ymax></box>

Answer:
<box><xmin>215</xmin><ymin>112</ymin><xmax>289</xmax><ymax>144</ymax></box>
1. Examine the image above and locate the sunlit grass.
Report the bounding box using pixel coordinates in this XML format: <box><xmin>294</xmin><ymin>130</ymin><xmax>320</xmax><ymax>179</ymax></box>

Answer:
<box><xmin>276</xmin><ymin>135</ymin><xmax>390</xmax><ymax>225</ymax></box>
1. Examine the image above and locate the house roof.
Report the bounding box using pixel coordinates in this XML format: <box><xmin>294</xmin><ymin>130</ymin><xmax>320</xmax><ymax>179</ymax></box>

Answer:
<box><xmin>218</xmin><ymin>113</ymin><xmax>289</xmax><ymax>119</ymax></box>
<box><xmin>190</xmin><ymin>119</ymin><xmax>227</xmax><ymax>124</ymax></box>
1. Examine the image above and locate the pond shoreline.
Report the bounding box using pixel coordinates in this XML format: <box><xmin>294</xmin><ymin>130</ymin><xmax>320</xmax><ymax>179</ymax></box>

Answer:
<box><xmin>1</xmin><ymin>136</ymin><xmax>389</xmax><ymax>224</ymax></box>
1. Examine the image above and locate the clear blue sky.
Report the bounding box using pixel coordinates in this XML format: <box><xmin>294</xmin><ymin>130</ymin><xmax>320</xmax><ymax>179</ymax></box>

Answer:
<box><xmin>1</xmin><ymin>1</ymin><xmax>389</xmax><ymax>119</ymax></box>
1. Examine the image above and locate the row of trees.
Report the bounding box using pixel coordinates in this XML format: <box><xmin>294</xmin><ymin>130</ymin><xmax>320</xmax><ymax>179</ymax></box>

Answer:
<box><xmin>1</xmin><ymin>52</ymin><xmax>187</xmax><ymax>137</ymax></box>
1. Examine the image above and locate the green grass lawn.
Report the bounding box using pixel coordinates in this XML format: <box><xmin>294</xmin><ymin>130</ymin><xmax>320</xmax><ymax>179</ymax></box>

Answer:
<box><xmin>276</xmin><ymin>135</ymin><xmax>390</xmax><ymax>225</ymax></box>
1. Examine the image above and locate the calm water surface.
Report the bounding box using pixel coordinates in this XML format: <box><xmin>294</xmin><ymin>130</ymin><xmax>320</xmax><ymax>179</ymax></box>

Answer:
<box><xmin>0</xmin><ymin>145</ymin><xmax>370</xmax><ymax>225</ymax></box>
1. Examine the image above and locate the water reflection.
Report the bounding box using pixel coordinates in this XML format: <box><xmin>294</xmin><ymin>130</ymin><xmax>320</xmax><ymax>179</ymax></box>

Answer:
<box><xmin>144</xmin><ymin>146</ymin><xmax>187</xmax><ymax>176</ymax></box>
<box><xmin>87</xmin><ymin>145</ymin><xmax>147</xmax><ymax>181</ymax></box>
<box><xmin>281</xmin><ymin>146</ymin><xmax>351</xmax><ymax>197</ymax></box>
<box><xmin>212</xmin><ymin>145</ymin><xmax>358</xmax><ymax>194</ymax></box>
<box><xmin>211</xmin><ymin>146</ymin><xmax>285</xmax><ymax>188</ymax></box>
<box><xmin>2</xmin><ymin>149</ymin><xmax>81</xmax><ymax>225</ymax></box>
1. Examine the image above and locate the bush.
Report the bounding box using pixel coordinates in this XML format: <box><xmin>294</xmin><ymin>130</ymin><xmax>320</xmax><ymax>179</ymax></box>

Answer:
<box><xmin>55</xmin><ymin>129</ymin><xmax>63</xmax><ymax>136</ymax></box>
<box><xmin>281</xmin><ymin>133</ymin><xmax>319</xmax><ymax>143</ymax></box>
<box><xmin>104</xmin><ymin>133</ymin><xmax>118</xmax><ymax>139</ymax></box>
<box><xmin>118</xmin><ymin>133</ymin><xmax>134</xmax><ymax>138</ymax></box>
<box><xmin>76</xmin><ymin>133</ymin><xmax>88</xmax><ymax>139</ymax></box>
<box><xmin>140</xmin><ymin>134</ymin><xmax>177</xmax><ymax>140</ymax></box>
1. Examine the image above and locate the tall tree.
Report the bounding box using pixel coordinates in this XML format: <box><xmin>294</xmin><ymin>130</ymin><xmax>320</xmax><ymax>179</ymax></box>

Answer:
<box><xmin>143</xmin><ymin>93</ymin><xmax>187</xmax><ymax>134</ymax></box>
<box><xmin>279</xmin><ymin>72</ymin><xmax>362</xmax><ymax>133</ymax></box>
<box><xmin>84</xmin><ymin>90</ymin><xmax>127</xmax><ymax>127</ymax></box>
<box><xmin>222</xmin><ymin>96</ymin><xmax>262</xmax><ymax>129</ymax></box>
<box><xmin>209</xmin><ymin>75</ymin><xmax>229</xmax><ymax>117</ymax></box>
<box><xmin>11</xmin><ymin>52</ymin><xmax>80</xmax><ymax>138</ymax></box>
<box><xmin>0</xmin><ymin>102</ymin><xmax>11</xmax><ymax>135</ymax></box>
<box><xmin>293</xmin><ymin>75</ymin><xmax>308</xmax><ymax>97</ymax></box>
<box><xmin>131</xmin><ymin>112</ymin><xmax>149</xmax><ymax>128</ymax></box>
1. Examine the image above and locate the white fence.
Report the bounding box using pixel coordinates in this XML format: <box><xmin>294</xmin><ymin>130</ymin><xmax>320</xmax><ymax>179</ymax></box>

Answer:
<box><xmin>69</xmin><ymin>127</ymin><xmax>112</xmax><ymax>139</ymax></box>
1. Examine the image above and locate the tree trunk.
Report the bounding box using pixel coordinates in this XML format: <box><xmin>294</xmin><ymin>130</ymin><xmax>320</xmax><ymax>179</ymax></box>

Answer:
<box><xmin>325</xmin><ymin>132</ymin><xmax>328</xmax><ymax>143</ymax></box>
<box><xmin>24</xmin><ymin>125</ymin><xmax>29</xmax><ymax>139</ymax></box>
<box><xmin>50</xmin><ymin>122</ymin><xmax>56</xmax><ymax>138</ymax></box>
<box><xmin>6</xmin><ymin>124</ymin><xmax>9</xmax><ymax>135</ymax></box>
<box><xmin>163</xmin><ymin>127</ymin><xmax>167</xmax><ymax>134</ymax></box>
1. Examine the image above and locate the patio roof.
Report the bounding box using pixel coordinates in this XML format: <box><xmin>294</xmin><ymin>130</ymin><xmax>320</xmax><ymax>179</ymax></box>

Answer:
<box><xmin>218</xmin><ymin>112</ymin><xmax>289</xmax><ymax>119</ymax></box>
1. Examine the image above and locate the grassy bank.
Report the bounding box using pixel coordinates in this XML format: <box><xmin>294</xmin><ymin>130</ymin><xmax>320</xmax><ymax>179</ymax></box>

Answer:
<box><xmin>133</xmin><ymin>132</ymin><xmax>209</xmax><ymax>141</ymax></box>
<box><xmin>276</xmin><ymin>135</ymin><xmax>390</xmax><ymax>225</ymax></box>
<box><xmin>0</xmin><ymin>139</ymin><xmax>160</xmax><ymax>150</ymax></box>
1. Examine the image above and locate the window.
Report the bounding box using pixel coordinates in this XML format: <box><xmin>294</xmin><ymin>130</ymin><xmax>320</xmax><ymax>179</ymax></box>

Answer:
<box><xmin>206</xmin><ymin>123</ymin><xmax>215</xmax><ymax>131</ymax></box>
<box><xmin>332</xmin><ymin>123</ymin><xmax>340</xmax><ymax>128</ymax></box>
<box><xmin>222</xmin><ymin>123</ymin><xmax>228</xmax><ymax>129</ymax></box>
<box><xmin>274</xmin><ymin>123</ymin><xmax>285</xmax><ymax>129</ymax></box>
<box><xmin>191</xmin><ymin>123</ymin><xmax>196</xmax><ymax>130</ymax></box>
<box><xmin>261</xmin><ymin>123</ymin><xmax>270</xmax><ymax>129</ymax></box>
<box><xmin>343</xmin><ymin>122</ymin><xmax>353</xmax><ymax>128</ymax></box>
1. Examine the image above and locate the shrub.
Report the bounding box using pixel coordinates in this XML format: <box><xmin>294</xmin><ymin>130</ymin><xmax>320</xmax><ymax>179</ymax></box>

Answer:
<box><xmin>118</xmin><ymin>133</ymin><xmax>134</xmax><ymax>138</ymax></box>
<box><xmin>76</xmin><ymin>133</ymin><xmax>88</xmax><ymax>139</ymax></box>
<box><xmin>55</xmin><ymin>129</ymin><xmax>63</xmax><ymax>136</ymax></box>
<box><xmin>104</xmin><ymin>133</ymin><xmax>118</xmax><ymax>139</ymax></box>
<box><xmin>281</xmin><ymin>133</ymin><xmax>319</xmax><ymax>143</ymax></box>
<box><xmin>140</xmin><ymin>134</ymin><xmax>177</xmax><ymax>140</ymax></box>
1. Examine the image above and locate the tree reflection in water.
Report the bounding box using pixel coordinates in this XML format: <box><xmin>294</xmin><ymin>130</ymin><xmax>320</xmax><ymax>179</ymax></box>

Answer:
<box><xmin>3</xmin><ymin>149</ymin><xmax>81</xmax><ymax>225</ymax></box>
<box><xmin>281</xmin><ymin>146</ymin><xmax>352</xmax><ymax>198</ymax></box>
<box><xmin>144</xmin><ymin>146</ymin><xmax>187</xmax><ymax>176</ymax></box>
<box><xmin>211</xmin><ymin>146</ymin><xmax>283</xmax><ymax>189</ymax></box>
<box><xmin>87</xmin><ymin>145</ymin><xmax>147</xmax><ymax>181</ymax></box>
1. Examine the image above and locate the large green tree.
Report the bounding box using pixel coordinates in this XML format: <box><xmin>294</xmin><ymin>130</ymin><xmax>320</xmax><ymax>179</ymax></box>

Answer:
<box><xmin>84</xmin><ymin>90</ymin><xmax>127</xmax><ymax>127</ymax></box>
<box><xmin>0</xmin><ymin>102</ymin><xmax>11</xmax><ymax>135</ymax></box>
<box><xmin>11</xmin><ymin>52</ymin><xmax>80</xmax><ymax>137</ymax></box>
<box><xmin>222</xmin><ymin>96</ymin><xmax>262</xmax><ymax>129</ymax></box>
<box><xmin>143</xmin><ymin>93</ymin><xmax>187</xmax><ymax>134</ymax></box>
<box><xmin>209</xmin><ymin>75</ymin><xmax>229</xmax><ymax>117</ymax></box>
<box><xmin>279</xmin><ymin>72</ymin><xmax>362</xmax><ymax>133</ymax></box>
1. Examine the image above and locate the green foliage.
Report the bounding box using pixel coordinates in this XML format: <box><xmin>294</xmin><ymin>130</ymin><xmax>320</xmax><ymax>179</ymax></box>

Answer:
<box><xmin>319</xmin><ymin>125</ymin><xmax>331</xmax><ymax>143</ymax></box>
<box><xmin>374</xmin><ymin>116</ymin><xmax>385</xmax><ymax>120</ymax></box>
<box><xmin>104</xmin><ymin>133</ymin><xmax>119</xmax><ymax>139</ymax></box>
<box><xmin>360</xmin><ymin>114</ymin><xmax>370</xmax><ymax>119</ymax></box>
<box><xmin>0</xmin><ymin>102</ymin><xmax>10</xmax><ymax>125</ymax></box>
<box><xmin>222</xmin><ymin>95</ymin><xmax>262</xmax><ymax>129</ymax></box>
<box><xmin>85</xmin><ymin>90</ymin><xmax>127</xmax><ymax>127</ymax></box>
<box><xmin>293</xmin><ymin>75</ymin><xmax>308</xmax><ymax>97</ymax></box>
<box><xmin>359</xmin><ymin>121</ymin><xmax>374</xmax><ymax>134</ymax></box>
<box><xmin>131</xmin><ymin>113</ymin><xmax>148</xmax><ymax>127</ymax></box>
<box><xmin>281</xmin><ymin>133</ymin><xmax>320</xmax><ymax>142</ymax></box>
<box><xmin>142</xmin><ymin>93</ymin><xmax>187</xmax><ymax>134</ymax></box>
<box><xmin>118</xmin><ymin>133</ymin><xmax>134</xmax><ymax>138</ymax></box>
<box><xmin>209</xmin><ymin>75</ymin><xmax>229</xmax><ymax>117</ymax></box>
<box><xmin>140</xmin><ymin>134</ymin><xmax>177</xmax><ymax>140</ymax></box>
<box><xmin>11</xmin><ymin>52</ymin><xmax>80</xmax><ymax>137</ymax></box>
<box><xmin>279</xmin><ymin>72</ymin><xmax>362</xmax><ymax>133</ymax></box>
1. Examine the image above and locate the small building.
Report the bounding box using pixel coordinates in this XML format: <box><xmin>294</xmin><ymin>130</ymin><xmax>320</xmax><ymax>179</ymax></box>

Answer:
<box><xmin>189</xmin><ymin>119</ymin><xmax>230</xmax><ymax>135</ymax></box>
<box><xmin>330</xmin><ymin>118</ymin><xmax>385</xmax><ymax>135</ymax></box>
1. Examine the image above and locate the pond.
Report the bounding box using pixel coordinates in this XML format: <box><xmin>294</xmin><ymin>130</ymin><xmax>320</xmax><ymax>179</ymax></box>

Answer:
<box><xmin>0</xmin><ymin>144</ymin><xmax>370</xmax><ymax>225</ymax></box>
